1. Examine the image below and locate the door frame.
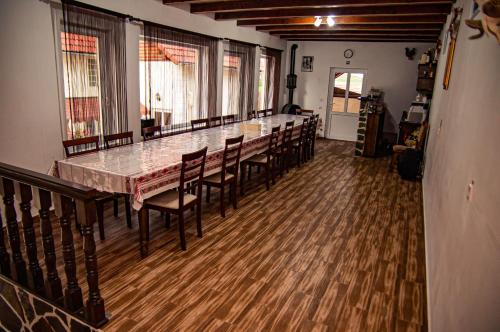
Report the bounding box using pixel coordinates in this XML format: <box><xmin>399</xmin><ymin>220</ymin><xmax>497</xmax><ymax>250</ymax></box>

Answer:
<box><xmin>325</xmin><ymin>67</ymin><xmax>368</xmax><ymax>139</ymax></box>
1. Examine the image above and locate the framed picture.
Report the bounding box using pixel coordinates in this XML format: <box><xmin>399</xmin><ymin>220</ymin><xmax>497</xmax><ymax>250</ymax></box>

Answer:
<box><xmin>301</xmin><ymin>56</ymin><xmax>314</xmax><ymax>72</ymax></box>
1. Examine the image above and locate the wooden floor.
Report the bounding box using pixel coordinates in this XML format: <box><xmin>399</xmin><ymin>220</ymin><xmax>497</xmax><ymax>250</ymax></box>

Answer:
<box><xmin>60</xmin><ymin>139</ymin><xmax>428</xmax><ymax>331</ymax></box>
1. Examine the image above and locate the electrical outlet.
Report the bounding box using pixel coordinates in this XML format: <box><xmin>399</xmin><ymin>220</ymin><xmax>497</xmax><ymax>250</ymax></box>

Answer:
<box><xmin>466</xmin><ymin>180</ymin><xmax>475</xmax><ymax>201</ymax></box>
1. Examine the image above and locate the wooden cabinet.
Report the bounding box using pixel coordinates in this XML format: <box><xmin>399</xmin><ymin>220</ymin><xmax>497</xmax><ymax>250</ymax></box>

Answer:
<box><xmin>363</xmin><ymin>111</ymin><xmax>385</xmax><ymax>157</ymax></box>
<box><xmin>416</xmin><ymin>63</ymin><xmax>437</xmax><ymax>96</ymax></box>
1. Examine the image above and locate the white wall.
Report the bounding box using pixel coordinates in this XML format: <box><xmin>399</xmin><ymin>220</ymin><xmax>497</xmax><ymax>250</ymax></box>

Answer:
<box><xmin>0</xmin><ymin>0</ymin><xmax>286</xmax><ymax>173</ymax></box>
<box><xmin>283</xmin><ymin>40</ymin><xmax>434</xmax><ymax>136</ymax></box>
<box><xmin>423</xmin><ymin>0</ymin><xmax>500</xmax><ymax>331</ymax></box>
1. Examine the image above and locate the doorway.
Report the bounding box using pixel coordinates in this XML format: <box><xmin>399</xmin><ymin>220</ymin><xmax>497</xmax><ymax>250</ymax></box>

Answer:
<box><xmin>325</xmin><ymin>68</ymin><xmax>367</xmax><ymax>141</ymax></box>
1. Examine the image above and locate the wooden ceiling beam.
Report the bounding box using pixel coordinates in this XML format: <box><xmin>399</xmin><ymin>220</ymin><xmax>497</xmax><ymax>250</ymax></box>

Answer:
<box><xmin>272</xmin><ymin>30</ymin><xmax>440</xmax><ymax>36</ymax></box>
<box><xmin>284</xmin><ymin>38</ymin><xmax>437</xmax><ymax>42</ymax></box>
<box><xmin>236</xmin><ymin>15</ymin><xmax>448</xmax><ymax>26</ymax></box>
<box><xmin>163</xmin><ymin>0</ymin><xmax>205</xmax><ymax>3</ymax></box>
<box><xmin>192</xmin><ymin>0</ymin><xmax>452</xmax><ymax>13</ymax></box>
<box><xmin>214</xmin><ymin>4</ymin><xmax>452</xmax><ymax>20</ymax></box>
<box><xmin>256</xmin><ymin>24</ymin><xmax>443</xmax><ymax>31</ymax></box>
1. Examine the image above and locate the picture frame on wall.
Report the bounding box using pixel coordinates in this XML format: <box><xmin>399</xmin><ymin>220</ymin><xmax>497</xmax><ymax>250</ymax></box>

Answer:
<box><xmin>301</xmin><ymin>56</ymin><xmax>314</xmax><ymax>72</ymax></box>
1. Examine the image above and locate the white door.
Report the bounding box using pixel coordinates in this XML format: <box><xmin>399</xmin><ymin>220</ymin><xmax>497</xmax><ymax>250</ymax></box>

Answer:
<box><xmin>325</xmin><ymin>68</ymin><xmax>367</xmax><ymax>141</ymax></box>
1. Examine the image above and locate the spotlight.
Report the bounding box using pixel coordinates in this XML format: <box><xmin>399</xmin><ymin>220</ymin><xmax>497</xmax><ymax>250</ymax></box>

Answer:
<box><xmin>314</xmin><ymin>16</ymin><xmax>322</xmax><ymax>27</ymax></box>
<box><xmin>327</xmin><ymin>16</ymin><xmax>335</xmax><ymax>27</ymax></box>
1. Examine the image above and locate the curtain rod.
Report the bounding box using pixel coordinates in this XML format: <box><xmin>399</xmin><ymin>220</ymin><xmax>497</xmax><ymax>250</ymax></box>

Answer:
<box><xmin>59</xmin><ymin>0</ymin><xmax>284</xmax><ymax>51</ymax></box>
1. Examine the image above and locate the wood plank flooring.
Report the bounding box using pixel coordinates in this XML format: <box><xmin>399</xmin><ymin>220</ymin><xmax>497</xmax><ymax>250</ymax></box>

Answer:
<box><xmin>32</xmin><ymin>139</ymin><xmax>429</xmax><ymax>331</ymax></box>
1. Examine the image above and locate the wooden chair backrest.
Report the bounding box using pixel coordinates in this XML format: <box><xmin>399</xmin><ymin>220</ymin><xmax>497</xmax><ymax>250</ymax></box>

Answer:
<box><xmin>223</xmin><ymin>114</ymin><xmax>236</xmax><ymax>125</ymax></box>
<box><xmin>268</xmin><ymin>125</ymin><xmax>281</xmax><ymax>153</ymax></box>
<box><xmin>104</xmin><ymin>131</ymin><xmax>133</xmax><ymax>149</ymax></box>
<box><xmin>222</xmin><ymin>135</ymin><xmax>244</xmax><ymax>180</ymax></box>
<box><xmin>281</xmin><ymin>120</ymin><xmax>295</xmax><ymax>150</ymax></box>
<box><xmin>191</xmin><ymin>119</ymin><xmax>209</xmax><ymax>131</ymax></box>
<box><xmin>63</xmin><ymin>136</ymin><xmax>100</xmax><ymax>158</ymax></box>
<box><xmin>142</xmin><ymin>126</ymin><xmax>163</xmax><ymax>141</ymax></box>
<box><xmin>247</xmin><ymin>111</ymin><xmax>255</xmax><ymax>120</ymax></box>
<box><xmin>298</xmin><ymin>118</ymin><xmax>309</xmax><ymax>142</ymax></box>
<box><xmin>179</xmin><ymin>146</ymin><xmax>208</xmax><ymax>207</ymax></box>
<box><xmin>209</xmin><ymin>117</ymin><xmax>222</xmax><ymax>128</ymax></box>
<box><xmin>257</xmin><ymin>110</ymin><xmax>267</xmax><ymax>118</ymax></box>
<box><xmin>300</xmin><ymin>109</ymin><xmax>314</xmax><ymax>116</ymax></box>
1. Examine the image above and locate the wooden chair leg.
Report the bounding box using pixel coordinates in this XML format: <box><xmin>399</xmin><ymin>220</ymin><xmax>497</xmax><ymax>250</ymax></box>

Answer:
<box><xmin>240</xmin><ymin>164</ymin><xmax>246</xmax><ymax>196</ymax></box>
<box><xmin>113</xmin><ymin>198</ymin><xmax>118</xmax><ymax>217</ymax></box>
<box><xmin>296</xmin><ymin>147</ymin><xmax>301</xmax><ymax>167</ymax></box>
<box><xmin>265</xmin><ymin>164</ymin><xmax>270</xmax><ymax>190</ymax></box>
<box><xmin>279</xmin><ymin>155</ymin><xmax>284</xmax><ymax>178</ymax></box>
<box><xmin>271</xmin><ymin>159</ymin><xmax>276</xmax><ymax>185</ymax></box>
<box><xmin>178</xmin><ymin>211</ymin><xmax>186</xmax><ymax>251</ymax></box>
<box><xmin>206</xmin><ymin>184</ymin><xmax>211</xmax><ymax>203</ymax></box>
<box><xmin>231</xmin><ymin>182</ymin><xmax>237</xmax><ymax>209</ymax></box>
<box><xmin>220</xmin><ymin>185</ymin><xmax>225</xmax><ymax>217</ymax></box>
<box><xmin>96</xmin><ymin>201</ymin><xmax>105</xmax><ymax>241</ymax></box>
<box><xmin>125</xmin><ymin>196</ymin><xmax>132</xmax><ymax>229</ymax></box>
<box><xmin>196</xmin><ymin>202</ymin><xmax>202</xmax><ymax>238</ymax></box>
<box><xmin>139</xmin><ymin>208</ymin><xmax>149</xmax><ymax>257</ymax></box>
<box><xmin>247</xmin><ymin>165</ymin><xmax>252</xmax><ymax>181</ymax></box>
<box><xmin>165</xmin><ymin>213</ymin><xmax>170</xmax><ymax>228</ymax></box>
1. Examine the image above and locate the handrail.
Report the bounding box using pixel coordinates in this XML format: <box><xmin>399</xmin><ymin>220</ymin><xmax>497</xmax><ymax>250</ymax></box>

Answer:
<box><xmin>0</xmin><ymin>162</ymin><xmax>98</xmax><ymax>201</ymax></box>
<box><xmin>0</xmin><ymin>161</ymin><xmax>107</xmax><ymax>327</ymax></box>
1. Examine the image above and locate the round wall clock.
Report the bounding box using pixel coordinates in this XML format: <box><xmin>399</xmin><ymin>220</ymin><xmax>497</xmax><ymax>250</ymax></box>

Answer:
<box><xmin>344</xmin><ymin>49</ymin><xmax>354</xmax><ymax>59</ymax></box>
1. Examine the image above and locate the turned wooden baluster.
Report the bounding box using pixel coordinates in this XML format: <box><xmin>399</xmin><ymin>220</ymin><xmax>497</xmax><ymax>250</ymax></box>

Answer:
<box><xmin>56</xmin><ymin>194</ymin><xmax>83</xmax><ymax>312</ymax></box>
<box><xmin>38</xmin><ymin>189</ymin><xmax>63</xmax><ymax>302</ymax></box>
<box><xmin>76</xmin><ymin>198</ymin><xmax>107</xmax><ymax>326</ymax></box>
<box><xmin>19</xmin><ymin>183</ymin><xmax>45</xmax><ymax>295</ymax></box>
<box><xmin>1</xmin><ymin>178</ymin><xmax>27</xmax><ymax>285</ymax></box>
<box><xmin>0</xmin><ymin>211</ymin><xmax>11</xmax><ymax>277</ymax></box>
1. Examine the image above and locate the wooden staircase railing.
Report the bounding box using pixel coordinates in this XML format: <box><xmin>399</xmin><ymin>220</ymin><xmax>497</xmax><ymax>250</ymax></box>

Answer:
<box><xmin>0</xmin><ymin>162</ymin><xmax>107</xmax><ymax>328</ymax></box>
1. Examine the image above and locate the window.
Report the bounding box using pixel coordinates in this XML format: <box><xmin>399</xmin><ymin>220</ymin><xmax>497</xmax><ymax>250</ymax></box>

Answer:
<box><xmin>61</xmin><ymin>32</ymin><xmax>102</xmax><ymax>139</ymax></box>
<box><xmin>257</xmin><ymin>48</ymin><xmax>281</xmax><ymax>114</ymax></box>
<box><xmin>87</xmin><ymin>58</ymin><xmax>98</xmax><ymax>87</ymax></box>
<box><xmin>331</xmin><ymin>71</ymin><xmax>365</xmax><ymax>114</ymax></box>
<box><xmin>140</xmin><ymin>23</ymin><xmax>218</xmax><ymax>133</ymax></box>
<box><xmin>257</xmin><ymin>56</ymin><xmax>269</xmax><ymax>111</ymax></box>
<box><xmin>56</xmin><ymin>2</ymin><xmax>128</xmax><ymax>140</ymax></box>
<box><xmin>222</xmin><ymin>41</ymin><xmax>255</xmax><ymax>120</ymax></box>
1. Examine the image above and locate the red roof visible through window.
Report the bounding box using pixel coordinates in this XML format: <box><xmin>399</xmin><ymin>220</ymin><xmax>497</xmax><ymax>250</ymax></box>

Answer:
<box><xmin>139</xmin><ymin>40</ymin><xmax>197</xmax><ymax>64</ymax></box>
<box><xmin>61</xmin><ymin>32</ymin><xmax>97</xmax><ymax>53</ymax></box>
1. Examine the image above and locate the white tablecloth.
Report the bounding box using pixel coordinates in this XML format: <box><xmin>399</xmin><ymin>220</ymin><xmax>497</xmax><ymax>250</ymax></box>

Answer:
<box><xmin>55</xmin><ymin>114</ymin><xmax>305</xmax><ymax>209</ymax></box>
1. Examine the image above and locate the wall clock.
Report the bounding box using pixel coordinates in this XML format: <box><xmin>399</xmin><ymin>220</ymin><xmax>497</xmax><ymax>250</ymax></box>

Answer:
<box><xmin>344</xmin><ymin>49</ymin><xmax>354</xmax><ymax>59</ymax></box>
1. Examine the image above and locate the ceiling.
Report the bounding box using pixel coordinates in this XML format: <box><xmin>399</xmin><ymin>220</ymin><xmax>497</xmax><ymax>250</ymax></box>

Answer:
<box><xmin>162</xmin><ymin>0</ymin><xmax>454</xmax><ymax>43</ymax></box>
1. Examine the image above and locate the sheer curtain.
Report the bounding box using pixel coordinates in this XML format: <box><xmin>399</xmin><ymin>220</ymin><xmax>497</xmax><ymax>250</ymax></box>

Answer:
<box><xmin>61</xmin><ymin>1</ymin><xmax>127</xmax><ymax>140</ymax></box>
<box><xmin>140</xmin><ymin>22</ymin><xmax>218</xmax><ymax>134</ymax></box>
<box><xmin>259</xmin><ymin>47</ymin><xmax>282</xmax><ymax>114</ymax></box>
<box><xmin>222</xmin><ymin>41</ymin><xmax>256</xmax><ymax>120</ymax></box>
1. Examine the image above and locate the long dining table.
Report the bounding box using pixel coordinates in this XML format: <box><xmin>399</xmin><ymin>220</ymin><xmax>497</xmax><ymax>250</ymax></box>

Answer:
<box><xmin>56</xmin><ymin>114</ymin><xmax>305</xmax><ymax>211</ymax></box>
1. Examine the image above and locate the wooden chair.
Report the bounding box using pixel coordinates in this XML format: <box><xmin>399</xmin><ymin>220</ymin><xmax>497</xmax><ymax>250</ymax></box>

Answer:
<box><xmin>311</xmin><ymin>114</ymin><xmax>320</xmax><ymax>157</ymax></box>
<box><xmin>247</xmin><ymin>110</ymin><xmax>256</xmax><ymax>120</ymax></box>
<box><xmin>292</xmin><ymin>117</ymin><xmax>309</xmax><ymax>167</ymax></box>
<box><xmin>142</xmin><ymin>125</ymin><xmax>163</xmax><ymax>141</ymax></box>
<box><xmin>273</xmin><ymin>120</ymin><xmax>295</xmax><ymax>176</ymax></box>
<box><xmin>266</xmin><ymin>109</ymin><xmax>273</xmax><ymax>116</ymax></box>
<box><xmin>104</xmin><ymin>131</ymin><xmax>133</xmax><ymax>149</ymax></box>
<box><xmin>209</xmin><ymin>117</ymin><xmax>222</xmax><ymax>128</ymax></box>
<box><xmin>103</xmin><ymin>131</ymin><xmax>134</xmax><ymax>230</ymax></box>
<box><xmin>62</xmin><ymin>136</ymin><xmax>117</xmax><ymax>241</ymax></box>
<box><xmin>203</xmin><ymin>135</ymin><xmax>244</xmax><ymax>217</ymax></box>
<box><xmin>223</xmin><ymin>114</ymin><xmax>236</xmax><ymax>125</ymax></box>
<box><xmin>240</xmin><ymin>125</ymin><xmax>280</xmax><ymax>195</ymax></box>
<box><xmin>191</xmin><ymin>118</ymin><xmax>209</xmax><ymax>131</ymax></box>
<box><xmin>140</xmin><ymin>146</ymin><xmax>208</xmax><ymax>251</ymax></box>
<box><xmin>390</xmin><ymin>122</ymin><xmax>428</xmax><ymax>171</ymax></box>
<box><xmin>299</xmin><ymin>109</ymin><xmax>314</xmax><ymax>116</ymax></box>
<box><xmin>257</xmin><ymin>110</ymin><xmax>267</xmax><ymax>118</ymax></box>
<box><xmin>303</xmin><ymin>115</ymin><xmax>315</xmax><ymax>162</ymax></box>
<box><xmin>63</xmin><ymin>136</ymin><xmax>99</xmax><ymax>157</ymax></box>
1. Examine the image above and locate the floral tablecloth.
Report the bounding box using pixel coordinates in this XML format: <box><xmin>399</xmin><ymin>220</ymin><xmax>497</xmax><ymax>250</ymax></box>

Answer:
<box><xmin>55</xmin><ymin>114</ymin><xmax>305</xmax><ymax>210</ymax></box>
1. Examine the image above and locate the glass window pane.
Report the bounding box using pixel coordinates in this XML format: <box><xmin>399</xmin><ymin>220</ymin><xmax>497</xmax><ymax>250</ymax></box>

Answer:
<box><xmin>332</xmin><ymin>72</ymin><xmax>347</xmax><ymax>113</ymax></box>
<box><xmin>222</xmin><ymin>52</ymin><xmax>242</xmax><ymax>116</ymax></box>
<box><xmin>347</xmin><ymin>73</ymin><xmax>363</xmax><ymax>114</ymax></box>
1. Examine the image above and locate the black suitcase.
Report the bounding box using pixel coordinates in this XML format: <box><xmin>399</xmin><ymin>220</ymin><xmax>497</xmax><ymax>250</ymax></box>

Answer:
<box><xmin>397</xmin><ymin>148</ymin><xmax>420</xmax><ymax>180</ymax></box>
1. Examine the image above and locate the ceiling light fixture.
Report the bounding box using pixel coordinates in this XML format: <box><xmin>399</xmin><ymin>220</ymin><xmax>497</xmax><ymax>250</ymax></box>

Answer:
<box><xmin>314</xmin><ymin>16</ymin><xmax>322</xmax><ymax>27</ymax></box>
<box><xmin>327</xmin><ymin>16</ymin><xmax>335</xmax><ymax>27</ymax></box>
